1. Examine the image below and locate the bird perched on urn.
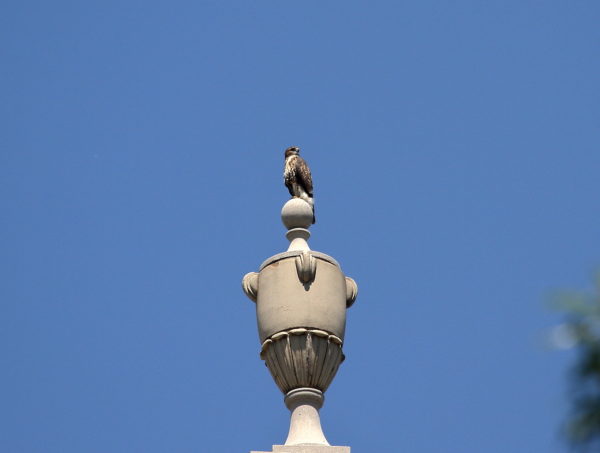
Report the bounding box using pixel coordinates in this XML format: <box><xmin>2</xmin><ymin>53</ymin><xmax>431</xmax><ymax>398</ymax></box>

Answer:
<box><xmin>283</xmin><ymin>146</ymin><xmax>315</xmax><ymax>224</ymax></box>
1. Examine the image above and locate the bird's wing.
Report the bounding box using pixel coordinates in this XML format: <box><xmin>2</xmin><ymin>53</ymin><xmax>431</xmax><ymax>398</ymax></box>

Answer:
<box><xmin>295</xmin><ymin>157</ymin><xmax>313</xmax><ymax>196</ymax></box>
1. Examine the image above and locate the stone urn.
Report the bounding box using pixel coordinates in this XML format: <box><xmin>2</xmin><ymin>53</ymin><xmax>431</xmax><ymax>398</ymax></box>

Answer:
<box><xmin>242</xmin><ymin>199</ymin><xmax>357</xmax><ymax>447</ymax></box>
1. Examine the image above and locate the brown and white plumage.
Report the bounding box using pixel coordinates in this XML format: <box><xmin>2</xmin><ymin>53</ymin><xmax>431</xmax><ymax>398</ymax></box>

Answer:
<box><xmin>283</xmin><ymin>146</ymin><xmax>315</xmax><ymax>224</ymax></box>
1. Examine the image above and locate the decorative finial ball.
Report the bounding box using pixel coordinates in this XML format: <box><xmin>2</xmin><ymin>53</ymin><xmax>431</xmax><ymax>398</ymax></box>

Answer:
<box><xmin>281</xmin><ymin>198</ymin><xmax>313</xmax><ymax>230</ymax></box>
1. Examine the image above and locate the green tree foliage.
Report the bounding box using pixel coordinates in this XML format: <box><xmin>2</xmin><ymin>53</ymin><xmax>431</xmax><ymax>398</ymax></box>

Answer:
<box><xmin>555</xmin><ymin>277</ymin><xmax>600</xmax><ymax>451</ymax></box>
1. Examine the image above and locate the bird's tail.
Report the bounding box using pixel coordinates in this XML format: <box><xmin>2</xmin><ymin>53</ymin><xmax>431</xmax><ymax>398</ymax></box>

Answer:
<box><xmin>300</xmin><ymin>193</ymin><xmax>316</xmax><ymax>225</ymax></box>
<box><xmin>302</xmin><ymin>195</ymin><xmax>315</xmax><ymax>224</ymax></box>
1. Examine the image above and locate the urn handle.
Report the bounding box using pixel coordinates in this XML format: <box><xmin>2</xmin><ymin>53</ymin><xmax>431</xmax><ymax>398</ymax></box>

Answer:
<box><xmin>242</xmin><ymin>272</ymin><xmax>259</xmax><ymax>303</ymax></box>
<box><xmin>345</xmin><ymin>277</ymin><xmax>358</xmax><ymax>308</ymax></box>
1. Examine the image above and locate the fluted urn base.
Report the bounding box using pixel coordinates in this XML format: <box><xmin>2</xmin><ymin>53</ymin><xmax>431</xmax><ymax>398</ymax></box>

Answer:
<box><xmin>260</xmin><ymin>328</ymin><xmax>345</xmax><ymax>394</ymax></box>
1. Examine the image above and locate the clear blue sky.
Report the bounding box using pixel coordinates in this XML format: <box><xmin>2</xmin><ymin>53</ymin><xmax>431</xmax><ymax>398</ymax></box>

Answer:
<box><xmin>2</xmin><ymin>2</ymin><xmax>599</xmax><ymax>452</ymax></box>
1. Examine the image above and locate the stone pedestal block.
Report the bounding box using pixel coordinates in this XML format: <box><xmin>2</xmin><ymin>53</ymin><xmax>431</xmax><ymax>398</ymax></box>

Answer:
<box><xmin>251</xmin><ymin>446</ymin><xmax>350</xmax><ymax>453</ymax></box>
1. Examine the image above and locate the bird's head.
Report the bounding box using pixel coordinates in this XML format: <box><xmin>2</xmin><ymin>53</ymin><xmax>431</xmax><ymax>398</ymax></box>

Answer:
<box><xmin>284</xmin><ymin>146</ymin><xmax>300</xmax><ymax>158</ymax></box>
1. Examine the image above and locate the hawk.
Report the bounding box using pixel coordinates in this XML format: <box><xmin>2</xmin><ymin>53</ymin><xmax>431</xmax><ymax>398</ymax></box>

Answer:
<box><xmin>283</xmin><ymin>146</ymin><xmax>315</xmax><ymax>224</ymax></box>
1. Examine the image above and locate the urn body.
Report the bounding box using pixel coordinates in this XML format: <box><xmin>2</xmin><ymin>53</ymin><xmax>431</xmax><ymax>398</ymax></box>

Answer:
<box><xmin>256</xmin><ymin>251</ymin><xmax>348</xmax><ymax>343</ymax></box>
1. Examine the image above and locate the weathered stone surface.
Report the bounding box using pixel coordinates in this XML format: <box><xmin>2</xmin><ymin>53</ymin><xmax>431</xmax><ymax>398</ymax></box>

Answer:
<box><xmin>256</xmin><ymin>252</ymin><xmax>348</xmax><ymax>343</ymax></box>
<box><xmin>261</xmin><ymin>330</ymin><xmax>344</xmax><ymax>394</ymax></box>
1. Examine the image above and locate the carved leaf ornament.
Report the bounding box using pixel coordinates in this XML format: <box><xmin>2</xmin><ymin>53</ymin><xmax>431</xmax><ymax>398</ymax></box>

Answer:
<box><xmin>295</xmin><ymin>251</ymin><xmax>317</xmax><ymax>285</ymax></box>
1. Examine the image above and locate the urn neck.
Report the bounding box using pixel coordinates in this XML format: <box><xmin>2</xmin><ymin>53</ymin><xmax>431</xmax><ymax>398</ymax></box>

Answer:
<box><xmin>286</xmin><ymin>228</ymin><xmax>311</xmax><ymax>251</ymax></box>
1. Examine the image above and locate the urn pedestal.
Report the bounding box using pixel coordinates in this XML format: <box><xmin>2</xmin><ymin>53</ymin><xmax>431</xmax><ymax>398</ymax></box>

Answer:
<box><xmin>243</xmin><ymin>199</ymin><xmax>357</xmax><ymax>449</ymax></box>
